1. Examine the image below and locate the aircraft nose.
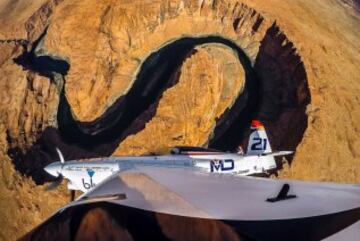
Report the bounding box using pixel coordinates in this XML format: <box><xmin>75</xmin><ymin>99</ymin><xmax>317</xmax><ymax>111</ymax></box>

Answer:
<box><xmin>44</xmin><ymin>162</ymin><xmax>62</xmax><ymax>177</ymax></box>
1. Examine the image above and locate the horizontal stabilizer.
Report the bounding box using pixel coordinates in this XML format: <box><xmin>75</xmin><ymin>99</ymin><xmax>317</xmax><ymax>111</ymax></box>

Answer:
<box><xmin>260</xmin><ymin>151</ymin><xmax>293</xmax><ymax>157</ymax></box>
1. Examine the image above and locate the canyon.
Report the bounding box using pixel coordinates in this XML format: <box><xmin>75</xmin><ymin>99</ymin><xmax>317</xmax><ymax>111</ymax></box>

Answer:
<box><xmin>0</xmin><ymin>0</ymin><xmax>359</xmax><ymax>240</ymax></box>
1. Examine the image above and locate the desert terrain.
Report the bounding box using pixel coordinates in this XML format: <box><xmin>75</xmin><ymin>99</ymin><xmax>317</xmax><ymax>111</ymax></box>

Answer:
<box><xmin>0</xmin><ymin>0</ymin><xmax>359</xmax><ymax>240</ymax></box>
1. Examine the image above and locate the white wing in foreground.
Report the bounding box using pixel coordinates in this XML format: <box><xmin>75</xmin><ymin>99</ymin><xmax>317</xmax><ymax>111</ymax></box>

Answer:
<box><xmin>61</xmin><ymin>165</ymin><xmax>360</xmax><ymax>220</ymax></box>
<box><xmin>52</xmin><ymin>165</ymin><xmax>360</xmax><ymax>241</ymax></box>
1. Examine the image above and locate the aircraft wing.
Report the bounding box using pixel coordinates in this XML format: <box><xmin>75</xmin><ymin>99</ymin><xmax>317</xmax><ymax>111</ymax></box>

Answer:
<box><xmin>51</xmin><ymin>166</ymin><xmax>360</xmax><ymax>241</ymax></box>
<box><xmin>61</xmin><ymin>165</ymin><xmax>360</xmax><ymax>220</ymax></box>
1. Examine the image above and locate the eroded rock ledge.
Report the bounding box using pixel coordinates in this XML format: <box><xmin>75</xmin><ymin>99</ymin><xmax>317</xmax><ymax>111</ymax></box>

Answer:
<box><xmin>3</xmin><ymin>0</ymin><xmax>310</xmax><ymax>182</ymax></box>
<box><xmin>116</xmin><ymin>43</ymin><xmax>246</xmax><ymax>155</ymax></box>
<box><xmin>3</xmin><ymin>1</ymin><xmax>360</xmax><ymax>240</ymax></box>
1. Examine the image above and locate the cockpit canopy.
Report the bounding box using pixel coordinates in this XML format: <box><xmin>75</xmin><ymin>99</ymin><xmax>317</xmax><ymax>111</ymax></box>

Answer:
<box><xmin>170</xmin><ymin>146</ymin><xmax>222</xmax><ymax>155</ymax></box>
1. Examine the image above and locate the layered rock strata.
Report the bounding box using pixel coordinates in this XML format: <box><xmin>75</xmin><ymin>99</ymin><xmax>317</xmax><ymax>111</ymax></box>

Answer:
<box><xmin>116</xmin><ymin>43</ymin><xmax>245</xmax><ymax>154</ymax></box>
<box><xmin>0</xmin><ymin>0</ymin><xmax>359</xmax><ymax>240</ymax></box>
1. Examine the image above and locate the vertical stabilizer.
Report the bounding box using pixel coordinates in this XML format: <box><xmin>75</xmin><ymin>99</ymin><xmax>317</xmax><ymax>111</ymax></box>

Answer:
<box><xmin>246</xmin><ymin>120</ymin><xmax>272</xmax><ymax>155</ymax></box>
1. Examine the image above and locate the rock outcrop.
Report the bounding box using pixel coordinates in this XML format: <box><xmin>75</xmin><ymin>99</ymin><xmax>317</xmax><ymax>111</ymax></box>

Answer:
<box><xmin>115</xmin><ymin>43</ymin><xmax>245</xmax><ymax>155</ymax></box>
<box><xmin>0</xmin><ymin>0</ymin><xmax>359</xmax><ymax>240</ymax></box>
<box><xmin>31</xmin><ymin>0</ymin><xmax>310</xmax><ymax>158</ymax></box>
<box><xmin>41</xmin><ymin>0</ymin><xmax>266</xmax><ymax>122</ymax></box>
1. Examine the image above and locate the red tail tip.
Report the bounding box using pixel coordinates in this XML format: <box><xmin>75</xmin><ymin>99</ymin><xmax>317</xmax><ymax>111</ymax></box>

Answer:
<box><xmin>251</xmin><ymin>120</ymin><xmax>264</xmax><ymax>128</ymax></box>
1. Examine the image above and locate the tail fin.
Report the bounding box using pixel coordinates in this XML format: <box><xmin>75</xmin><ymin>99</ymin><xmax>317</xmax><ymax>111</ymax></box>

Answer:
<box><xmin>246</xmin><ymin>120</ymin><xmax>272</xmax><ymax>155</ymax></box>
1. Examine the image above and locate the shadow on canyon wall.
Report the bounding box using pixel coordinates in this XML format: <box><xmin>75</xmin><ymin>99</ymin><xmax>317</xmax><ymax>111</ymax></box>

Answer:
<box><xmin>211</xmin><ymin>23</ymin><xmax>310</xmax><ymax>155</ymax></box>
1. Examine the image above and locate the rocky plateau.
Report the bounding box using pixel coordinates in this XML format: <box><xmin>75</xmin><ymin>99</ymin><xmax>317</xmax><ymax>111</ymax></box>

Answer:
<box><xmin>0</xmin><ymin>0</ymin><xmax>359</xmax><ymax>240</ymax></box>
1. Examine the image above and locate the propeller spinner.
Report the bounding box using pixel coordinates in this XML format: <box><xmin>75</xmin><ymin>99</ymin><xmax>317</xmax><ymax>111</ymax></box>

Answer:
<box><xmin>44</xmin><ymin>148</ymin><xmax>76</xmax><ymax>201</ymax></box>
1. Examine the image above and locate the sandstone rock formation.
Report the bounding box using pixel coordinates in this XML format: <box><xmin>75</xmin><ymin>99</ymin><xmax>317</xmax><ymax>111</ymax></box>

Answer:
<box><xmin>41</xmin><ymin>0</ymin><xmax>264</xmax><ymax>122</ymax></box>
<box><xmin>0</xmin><ymin>0</ymin><xmax>359</xmax><ymax>240</ymax></box>
<box><xmin>116</xmin><ymin>44</ymin><xmax>245</xmax><ymax>155</ymax></box>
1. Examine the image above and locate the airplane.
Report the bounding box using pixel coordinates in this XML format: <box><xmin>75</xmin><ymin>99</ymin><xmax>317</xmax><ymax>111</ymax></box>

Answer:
<box><xmin>40</xmin><ymin>120</ymin><xmax>360</xmax><ymax>240</ymax></box>
<box><xmin>40</xmin><ymin>157</ymin><xmax>360</xmax><ymax>241</ymax></box>
<box><xmin>44</xmin><ymin>120</ymin><xmax>293</xmax><ymax>194</ymax></box>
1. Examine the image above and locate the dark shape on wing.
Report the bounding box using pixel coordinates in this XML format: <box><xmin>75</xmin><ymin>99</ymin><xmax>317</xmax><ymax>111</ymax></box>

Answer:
<box><xmin>266</xmin><ymin>183</ymin><xmax>297</xmax><ymax>202</ymax></box>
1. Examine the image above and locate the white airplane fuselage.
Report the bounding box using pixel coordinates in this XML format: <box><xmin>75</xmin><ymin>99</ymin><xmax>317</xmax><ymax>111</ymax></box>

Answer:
<box><xmin>44</xmin><ymin>153</ymin><xmax>277</xmax><ymax>193</ymax></box>
<box><xmin>44</xmin><ymin>120</ymin><xmax>291</xmax><ymax>193</ymax></box>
